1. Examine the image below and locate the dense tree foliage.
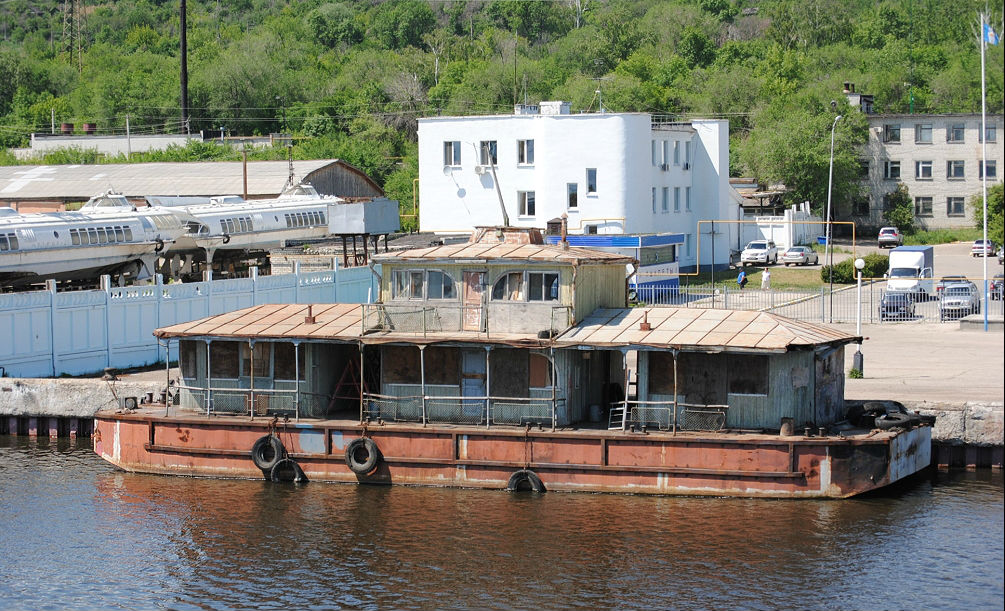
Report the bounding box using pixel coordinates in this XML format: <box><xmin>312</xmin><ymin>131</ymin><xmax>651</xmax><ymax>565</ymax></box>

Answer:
<box><xmin>0</xmin><ymin>0</ymin><xmax>1001</xmax><ymax>221</ymax></box>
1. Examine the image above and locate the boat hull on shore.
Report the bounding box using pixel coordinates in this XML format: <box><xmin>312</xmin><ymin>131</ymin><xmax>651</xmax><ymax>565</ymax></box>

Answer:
<box><xmin>94</xmin><ymin>408</ymin><xmax>931</xmax><ymax>499</ymax></box>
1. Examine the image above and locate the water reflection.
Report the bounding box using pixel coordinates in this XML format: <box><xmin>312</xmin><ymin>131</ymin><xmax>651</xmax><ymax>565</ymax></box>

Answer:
<box><xmin>1</xmin><ymin>436</ymin><xmax>1002</xmax><ymax>610</ymax></box>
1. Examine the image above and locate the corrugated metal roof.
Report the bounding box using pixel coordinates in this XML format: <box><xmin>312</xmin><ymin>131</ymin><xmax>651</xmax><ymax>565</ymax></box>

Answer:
<box><xmin>554</xmin><ymin>307</ymin><xmax>859</xmax><ymax>353</ymax></box>
<box><xmin>154</xmin><ymin>303</ymin><xmax>549</xmax><ymax>346</ymax></box>
<box><xmin>0</xmin><ymin>160</ymin><xmax>361</xmax><ymax>200</ymax></box>
<box><xmin>373</xmin><ymin>242</ymin><xmax>635</xmax><ymax>265</ymax></box>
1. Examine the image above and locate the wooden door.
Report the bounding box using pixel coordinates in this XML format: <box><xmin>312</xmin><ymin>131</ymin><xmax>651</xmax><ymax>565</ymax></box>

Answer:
<box><xmin>462</xmin><ymin>271</ymin><xmax>485</xmax><ymax>331</ymax></box>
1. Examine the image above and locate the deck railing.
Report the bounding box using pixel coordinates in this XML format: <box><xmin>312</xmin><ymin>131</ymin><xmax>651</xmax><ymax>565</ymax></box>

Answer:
<box><xmin>172</xmin><ymin>385</ymin><xmax>330</xmax><ymax>420</ymax></box>
<box><xmin>609</xmin><ymin>400</ymin><xmax>728</xmax><ymax>432</ymax></box>
<box><xmin>363</xmin><ymin>392</ymin><xmax>564</xmax><ymax>429</ymax></box>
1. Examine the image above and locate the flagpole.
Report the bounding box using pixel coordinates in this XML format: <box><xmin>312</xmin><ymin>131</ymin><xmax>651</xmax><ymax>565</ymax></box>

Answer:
<box><xmin>980</xmin><ymin>11</ymin><xmax>989</xmax><ymax>332</ymax></box>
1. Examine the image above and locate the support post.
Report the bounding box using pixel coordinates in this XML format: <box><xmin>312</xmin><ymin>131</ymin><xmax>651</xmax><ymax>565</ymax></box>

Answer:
<box><xmin>358</xmin><ymin>342</ymin><xmax>365</xmax><ymax>423</ymax></box>
<box><xmin>485</xmin><ymin>346</ymin><xmax>491</xmax><ymax>429</ymax></box>
<box><xmin>550</xmin><ymin>345</ymin><xmax>557</xmax><ymax>431</ymax></box>
<box><xmin>419</xmin><ymin>345</ymin><xmax>427</xmax><ymax>426</ymax></box>
<box><xmin>205</xmin><ymin>339</ymin><xmax>212</xmax><ymax>416</ymax></box>
<box><xmin>672</xmin><ymin>349</ymin><xmax>679</xmax><ymax>435</ymax></box>
<box><xmin>294</xmin><ymin>341</ymin><xmax>301</xmax><ymax>421</ymax></box>
<box><xmin>621</xmin><ymin>350</ymin><xmax>629</xmax><ymax>431</ymax></box>
<box><xmin>248</xmin><ymin>340</ymin><xmax>255</xmax><ymax>419</ymax></box>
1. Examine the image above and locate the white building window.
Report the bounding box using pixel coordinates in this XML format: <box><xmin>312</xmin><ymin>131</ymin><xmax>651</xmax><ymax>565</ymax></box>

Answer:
<box><xmin>518</xmin><ymin>191</ymin><xmax>536</xmax><ymax>216</ymax></box>
<box><xmin>479</xmin><ymin>140</ymin><xmax>497</xmax><ymax>165</ymax></box>
<box><xmin>980</xmin><ymin>160</ymin><xmax>997</xmax><ymax>179</ymax></box>
<box><xmin>686</xmin><ymin>233</ymin><xmax>693</xmax><ymax>257</ymax></box>
<box><xmin>915</xmin><ymin>160</ymin><xmax>932</xmax><ymax>179</ymax></box>
<box><xmin>883</xmin><ymin>161</ymin><xmax>901</xmax><ymax>180</ymax></box>
<box><xmin>947</xmin><ymin>123</ymin><xmax>965</xmax><ymax>142</ymax></box>
<box><xmin>883</xmin><ymin>124</ymin><xmax>901</xmax><ymax>143</ymax></box>
<box><xmin>651</xmin><ymin>140</ymin><xmax>658</xmax><ymax>165</ymax></box>
<box><xmin>567</xmin><ymin>183</ymin><xmax>578</xmax><ymax>209</ymax></box>
<box><xmin>661</xmin><ymin>187</ymin><xmax>669</xmax><ymax>212</ymax></box>
<box><xmin>443</xmin><ymin>141</ymin><xmax>461</xmax><ymax>166</ymax></box>
<box><xmin>685</xmin><ymin>186</ymin><xmax>692</xmax><ymax>211</ymax></box>
<box><xmin>651</xmin><ymin>187</ymin><xmax>657</xmax><ymax>214</ymax></box>
<box><xmin>517</xmin><ymin>139</ymin><xmax>534</xmax><ymax>165</ymax></box>
<box><xmin>673</xmin><ymin>141</ymin><xmax>680</xmax><ymax>165</ymax></box>
<box><xmin>586</xmin><ymin>168</ymin><xmax>597</xmax><ymax>194</ymax></box>
<box><xmin>980</xmin><ymin>125</ymin><xmax>997</xmax><ymax>143</ymax></box>
<box><xmin>914</xmin><ymin>197</ymin><xmax>933</xmax><ymax>216</ymax></box>
<box><xmin>662</xmin><ymin>140</ymin><xmax>670</xmax><ymax>165</ymax></box>
<box><xmin>914</xmin><ymin>124</ymin><xmax>932</xmax><ymax>144</ymax></box>
<box><xmin>946</xmin><ymin>160</ymin><xmax>965</xmax><ymax>179</ymax></box>
<box><xmin>674</xmin><ymin>187</ymin><xmax>680</xmax><ymax>212</ymax></box>
<box><xmin>685</xmin><ymin>141</ymin><xmax>692</xmax><ymax>166</ymax></box>
<box><xmin>947</xmin><ymin>197</ymin><xmax>966</xmax><ymax>217</ymax></box>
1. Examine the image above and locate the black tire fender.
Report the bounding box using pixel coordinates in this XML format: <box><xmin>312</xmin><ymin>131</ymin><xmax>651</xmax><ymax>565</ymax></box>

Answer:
<box><xmin>345</xmin><ymin>437</ymin><xmax>381</xmax><ymax>474</ymax></box>
<box><xmin>506</xmin><ymin>469</ymin><xmax>546</xmax><ymax>493</ymax></box>
<box><xmin>270</xmin><ymin>457</ymin><xmax>308</xmax><ymax>483</ymax></box>
<box><xmin>251</xmin><ymin>434</ymin><xmax>285</xmax><ymax>472</ymax></box>
<box><xmin>874</xmin><ymin>412</ymin><xmax>916</xmax><ymax>430</ymax></box>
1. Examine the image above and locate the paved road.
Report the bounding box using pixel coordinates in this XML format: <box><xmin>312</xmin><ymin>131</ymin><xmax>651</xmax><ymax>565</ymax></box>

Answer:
<box><xmin>837</xmin><ymin>321</ymin><xmax>1004</xmax><ymax>404</ymax></box>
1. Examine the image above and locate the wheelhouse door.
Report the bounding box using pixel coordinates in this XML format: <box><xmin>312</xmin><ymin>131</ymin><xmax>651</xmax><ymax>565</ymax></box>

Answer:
<box><xmin>462</xmin><ymin>271</ymin><xmax>485</xmax><ymax>331</ymax></box>
<box><xmin>461</xmin><ymin>349</ymin><xmax>487</xmax><ymax>422</ymax></box>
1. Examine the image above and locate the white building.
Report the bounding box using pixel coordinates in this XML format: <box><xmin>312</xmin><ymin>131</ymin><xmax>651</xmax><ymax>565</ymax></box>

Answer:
<box><xmin>416</xmin><ymin>102</ymin><xmax>742</xmax><ymax>270</ymax></box>
<box><xmin>843</xmin><ymin>85</ymin><xmax>1004</xmax><ymax>229</ymax></box>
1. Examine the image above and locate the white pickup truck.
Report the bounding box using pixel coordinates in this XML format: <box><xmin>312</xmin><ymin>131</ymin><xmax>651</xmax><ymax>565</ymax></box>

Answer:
<box><xmin>740</xmin><ymin>240</ymin><xmax>779</xmax><ymax>266</ymax></box>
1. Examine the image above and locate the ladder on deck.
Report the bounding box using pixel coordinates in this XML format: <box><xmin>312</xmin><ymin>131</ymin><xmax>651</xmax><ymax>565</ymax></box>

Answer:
<box><xmin>607</xmin><ymin>369</ymin><xmax>637</xmax><ymax>430</ymax></box>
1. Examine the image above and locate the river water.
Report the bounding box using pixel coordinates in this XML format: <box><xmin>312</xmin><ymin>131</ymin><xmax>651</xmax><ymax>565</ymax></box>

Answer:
<box><xmin>1</xmin><ymin>436</ymin><xmax>1002</xmax><ymax>611</ymax></box>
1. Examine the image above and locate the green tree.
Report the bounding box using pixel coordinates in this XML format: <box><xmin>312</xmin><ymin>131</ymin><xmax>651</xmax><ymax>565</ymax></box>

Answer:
<box><xmin>882</xmin><ymin>183</ymin><xmax>915</xmax><ymax>234</ymax></box>
<box><xmin>369</xmin><ymin>1</ymin><xmax>436</xmax><ymax>50</ymax></box>
<box><xmin>678</xmin><ymin>26</ymin><xmax>716</xmax><ymax>68</ymax></box>
<box><xmin>309</xmin><ymin>3</ymin><xmax>362</xmax><ymax>50</ymax></box>
<box><xmin>971</xmin><ymin>183</ymin><xmax>1004</xmax><ymax>245</ymax></box>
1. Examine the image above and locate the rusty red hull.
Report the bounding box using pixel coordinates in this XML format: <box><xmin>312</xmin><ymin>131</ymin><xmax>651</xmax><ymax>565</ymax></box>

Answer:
<box><xmin>93</xmin><ymin>408</ymin><xmax>931</xmax><ymax>499</ymax></box>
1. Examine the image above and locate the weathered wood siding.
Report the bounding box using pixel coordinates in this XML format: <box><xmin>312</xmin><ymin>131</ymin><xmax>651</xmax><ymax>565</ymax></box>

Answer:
<box><xmin>573</xmin><ymin>264</ymin><xmax>628</xmax><ymax>322</ymax></box>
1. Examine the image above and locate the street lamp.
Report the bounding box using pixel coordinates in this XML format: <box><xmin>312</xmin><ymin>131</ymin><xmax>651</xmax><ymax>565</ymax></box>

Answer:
<box><xmin>854</xmin><ymin>257</ymin><xmax>865</xmax><ymax>374</ymax></box>
<box><xmin>825</xmin><ymin>114</ymin><xmax>843</xmax><ymax>322</ymax></box>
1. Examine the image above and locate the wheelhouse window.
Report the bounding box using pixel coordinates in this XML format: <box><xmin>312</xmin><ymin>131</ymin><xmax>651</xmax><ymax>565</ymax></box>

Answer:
<box><xmin>518</xmin><ymin>191</ymin><xmax>536</xmax><ymax>216</ymax></box>
<box><xmin>443</xmin><ymin>140</ymin><xmax>461</xmax><ymax>166</ymax></box>
<box><xmin>180</xmin><ymin>340</ymin><xmax>199</xmax><ymax>379</ymax></box>
<box><xmin>727</xmin><ymin>355</ymin><xmax>768</xmax><ymax>395</ymax></box>
<box><xmin>527</xmin><ymin>272</ymin><xmax>559</xmax><ymax>301</ymax></box>
<box><xmin>517</xmin><ymin>139</ymin><xmax>534</xmax><ymax>165</ymax></box>
<box><xmin>391</xmin><ymin>269</ymin><xmax>456</xmax><ymax>300</ymax></box>
<box><xmin>479</xmin><ymin>140</ymin><xmax>497</xmax><ymax>165</ymax></box>
<box><xmin>241</xmin><ymin>342</ymin><xmax>271</xmax><ymax>378</ymax></box>
<box><xmin>210</xmin><ymin>341</ymin><xmax>240</xmax><ymax>378</ymax></box>
<box><xmin>273</xmin><ymin>342</ymin><xmax>306</xmax><ymax>380</ymax></box>
<box><xmin>492</xmin><ymin>272</ymin><xmax>524</xmax><ymax>300</ymax></box>
<box><xmin>586</xmin><ymin>168</ymin><xmax>597</xmax><ymax>194</ymax></box>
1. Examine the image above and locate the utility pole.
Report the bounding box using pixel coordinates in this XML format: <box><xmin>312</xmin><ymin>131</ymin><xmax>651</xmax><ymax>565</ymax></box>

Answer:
<box><xmin>180</xmin><ymin>0</ymin><xmax>190</xmax><ymax>134</ymax></box>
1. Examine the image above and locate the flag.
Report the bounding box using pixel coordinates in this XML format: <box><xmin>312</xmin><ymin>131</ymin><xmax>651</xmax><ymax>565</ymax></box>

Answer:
<box><xmin>985</xmin><ymin>23</ymin><xmax>1000</xmax><ymax>45</ymax></box>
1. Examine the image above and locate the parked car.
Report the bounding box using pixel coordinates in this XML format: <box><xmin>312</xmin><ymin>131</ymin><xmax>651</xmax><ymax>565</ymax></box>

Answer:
<box><xmin>740</xmin><ymin>240</ymin><xmax>778</xmax><ymax>266</ymax></box>
<box><xmin>879</xmin><ymin>292</ymin><xmax>916</xmax><ymax>321</ymax></box>
<box><xmin>991</xmin><ymin>274</ymin><xmax>1003</xmax><ymax>300</ymax></box>
<box><xmin>939</xmin><ymin>284</ymin><xmax>981</xmax><ymax>320</ymax></box>
<box><xmin>936</xmin><ymin>275</ymin><xmax>968</xmax><ymax>295</ymax></box>
<box><xmin>998</xmin><ymin>246</ymin><xmax>1003</xmax><ymax>265</ymax></box>
<box><xmin>781</xmin><ymin>246</ymin><xmax>819</xmax><ymax>266</ymax></box>
<box><xmin>971</xmin><ymin>239</ymin><xmax>996</xmax><ymax>257</ymax></box>
<box><xmin>877</xmin><ymin>227</ymin><xmax>903</xmax><ymax>248</ymax></box>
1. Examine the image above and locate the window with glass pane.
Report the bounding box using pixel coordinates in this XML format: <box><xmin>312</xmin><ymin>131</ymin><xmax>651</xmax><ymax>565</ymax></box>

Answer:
<box><xmin>409</xmin><ymin>271</ymin><xmax>424</xmax><ymax>299</ymax></box>
<box><xmin>883</xmin><ymin>124</ymin><xmax>901</xmax><ymax>142</ymax></box>
<box><xmin>915</xmin><ymin>160</ymin><xmax>932</xmax><ymax>179</ymax></box>
<box><xmin>661</xmin><ymin>187</ymin><xmax>669</xmax><ymax>212</ymax></box>
<box><xmin>915</xmin><ymin>124</ymin><xmax>932</xmax><ymax>143</ymax></box>
<box><xmin>528</xmin><ymin>272</ymin><xmax>559</xmax><ymax>301</ymax></box>
<box><xmin>586</xmin><ymin>168</ymin><xmax>597</xmax><ymax>193</ymax></box>
<box><xmin>210</xmin><ymin>341</ymin><xmax>239</xmax><ymax>378</ymax></box>
<box><xmin>567</xmin><ymin>183</ymin><xmax>578</xmax><ymax>208</ymax></box>
<box><xmin>518</xmin><ymin>139</ymin><xmax>534</xmax><ymax>164</ymax></box>
<box><xmin>651</xmin><ymin>187</ymin><xmax>657</xmax><ymax>213</ymax></box>
<box><xmin>853</xmin><ymin>197</ymin><xmax>870</xmax><ymax>216</ymax></box>
<box><xmin>492</xmin><ymin>272</ymin><xmax>524</xmax><ymax>300</ymax></box>
<box><xmin>884</xmin><ymin>161</ymin><xmax>900</xmax><ymax>179</ymax></box>
<box><xmin>858</xmin><ymin>160</ymin><xmax>870</xmax><ymax>178</ymax></box>
<box><xmin>914</xmin><ymin>197</ymin><xmax>933</xmax><ymax>216</ymax></box>
<box><xmin>947</xmin><ymin>160</ymin><xmax>965</xmax><ymax>178</ymax></box>
<box><xmin>241</xmin><ymin>342</ymin><xmax>271</xmax><ymax>378</ymax></box>
<box><xmin>686</xmin><ymin>186</ymin><xmax>692</xmax><ymax>211</ymax></box>
<box><xmin>674</xmin><ymin>187</ymin><xmax>681</xmax><ymax>212</ymax></box>
<box><xmin>518</xmin><ymin>191</ymin><xmax>536</xmax><ymax>216</ymax></box>
<box><xmin>651</xmin><ymin>140</ymin><xmax>657</xmax><ymax>165</ymax></box>
<box><xmin>980</xmin><ymin>160</ymin><xmax>997</xmax><ymax>179</ymax></box>
<box><xmin>662</xmin><ymin>140</ymin><xmax>669</xmax><ymax>164</ymax></box>
<box><xmin>981</xmin><ymin>125</ymin><xmax>997</xmax><ymax>143</ymax></box>
<box><xmin>443</xmin><ymin>141</ymin><xmax>461</xmax><ymax>166</ymax></box>
<box><xmin>947</xmin><ymin>197</ymin><xmax>965</xmax><ymax>217</ymax></box>
<box><xmin>479</xmin><ymin>140</ymin><xmax>497</xmax><ymax>165</ymax></box>
<box><xmin>181</xmin><ymin>340</ymin><xmax>199</xmax><ymax>379</ymax></box>
<box><xmin>392</xmin><ymin>270</ymin><xmax>407</xmax><ymax>299</ymax></box>
<box><xmin>427</xmin><ymin>270</ymin><xmax>455</xmax><ymax>300</ymax></box>
<box><xmin>948</xmin><ymin>123</ymin><xmax>965</xmax><ymax>142</ymax></box>
<box><xmin>673</xmin><ymin>141</ymin><xmax>680</xmax><ymax>164</ymax></box>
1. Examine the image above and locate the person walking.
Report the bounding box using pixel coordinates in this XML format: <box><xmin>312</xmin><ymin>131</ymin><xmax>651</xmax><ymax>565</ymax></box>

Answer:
<box><xmin>761</xmin><ymin>269</ymin><xmax>771</xmax><ymax>290</ymax></box>
<box><xmin>737</xmin><ymin>269</ymin><xmax>748</xmax><ymax>290</ymax></box>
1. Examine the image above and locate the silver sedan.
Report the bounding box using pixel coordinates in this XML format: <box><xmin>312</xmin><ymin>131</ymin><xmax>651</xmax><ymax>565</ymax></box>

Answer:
<box><xmin>781</xmin><ymin>246</ymin><xmax>819</xmax><ymax>266</ymax></box>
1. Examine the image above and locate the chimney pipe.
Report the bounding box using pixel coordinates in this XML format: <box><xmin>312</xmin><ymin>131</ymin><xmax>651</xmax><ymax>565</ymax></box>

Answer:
<box><xmin>304</xmin><ymin>304</ymin><xmax>316</xmax><ymax>325</ymax></box>
<box><xmin>561</xmin><ymin>213</ymin><xmax>569</xmax><ymax>250</ymax></box>
<box><xmin>639</xmin><ymin>310</ymin><xmax>651</xmax><ymax>331</ymax></box>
